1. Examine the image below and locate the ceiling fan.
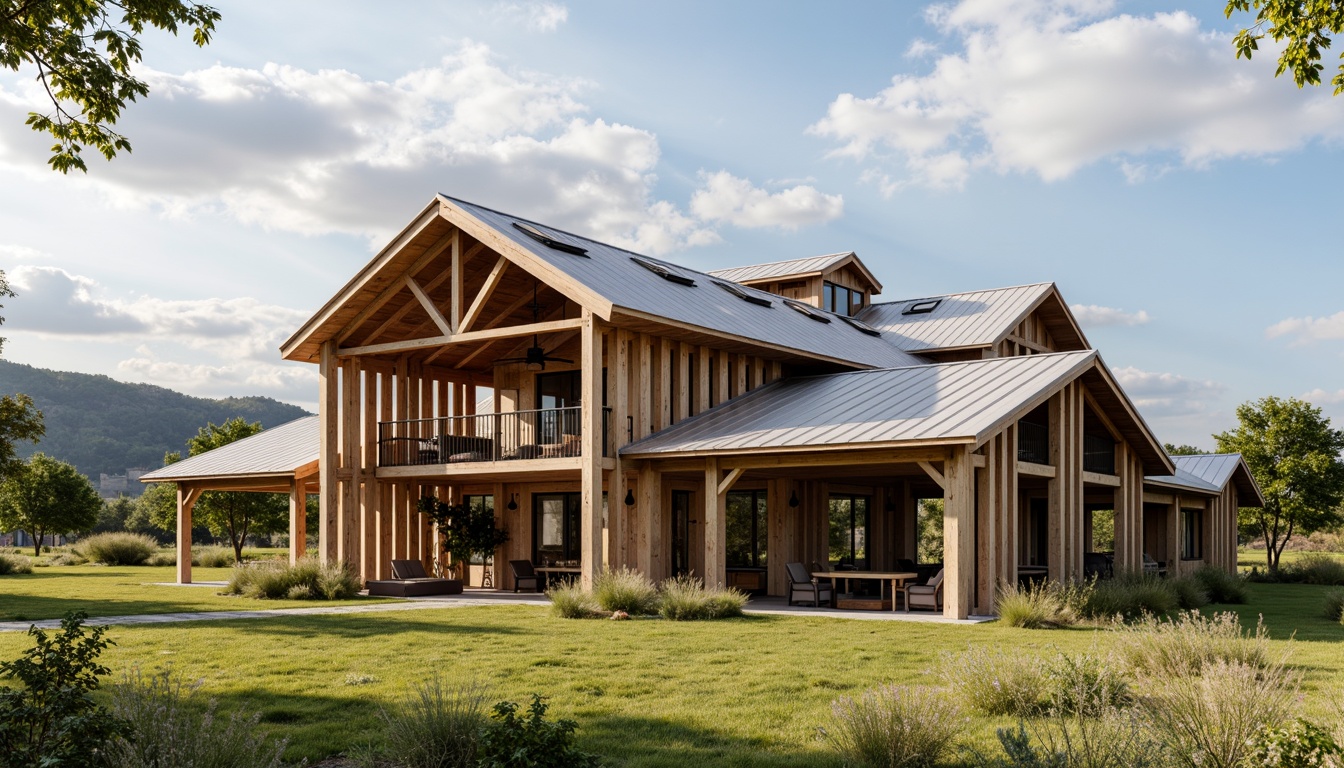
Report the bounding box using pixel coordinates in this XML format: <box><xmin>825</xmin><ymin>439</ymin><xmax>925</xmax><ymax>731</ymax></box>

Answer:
<box><xmin>494</xmin><ymin>282</ymin><xmax>573</xmax><ymax>370</ymax></box>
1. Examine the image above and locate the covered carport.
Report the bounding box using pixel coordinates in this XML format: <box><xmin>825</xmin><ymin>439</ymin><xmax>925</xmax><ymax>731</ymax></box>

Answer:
<box><xmin>138</xmin><ymin>416</ymin><xmax>319</xmax><ymax>584</ymax></box>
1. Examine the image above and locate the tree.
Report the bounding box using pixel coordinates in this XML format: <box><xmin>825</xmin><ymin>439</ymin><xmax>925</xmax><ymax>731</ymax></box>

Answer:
<box><xmin>419</xmin><ymin>495</ymin><xmax>509</xmax><ymax>586</ymax></box>
<box><xmin>1214</xmin><ymin>396</ymin><xmax>1344</xmax><ymax>570</ymax></box>
<box><xmin>92</xmin><ymin>495</ymin><xmax>135</xmax><ymax>533</ymax></box>
<box><xmin>0</xmin><ymin>392</ymin><xmax>44</xmax><ymax>484</ymax></box>
<box><xmin>0</xmin><ymin>453</ymin><xmax>101</xmax><ymax>556</ymax></box>
<box><xmin>1164</xmin><ymin>442</ymin><xmax>1206</xmax><ymax>456</ymax></box>
<box><xmin>1226</xmin><ymin>1</ymin><xmax>1344</xmax><ymax>93</ymax></box>
<box><xmin>0</xmin><ymin>0</ymin><xmax>221</xmax><ymax>173</ymax></box>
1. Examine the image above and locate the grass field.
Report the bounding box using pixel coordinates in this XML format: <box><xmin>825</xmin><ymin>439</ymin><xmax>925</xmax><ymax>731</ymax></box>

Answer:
<box><xmin>0</xmin><ymin>574</ymin><xmax>1341</xmax><ymax>766</ymax></box>
<box><xmin>1238</xmin><ymin>547</ymin><xmax>1344</xmax><ymax>571</ymax></box>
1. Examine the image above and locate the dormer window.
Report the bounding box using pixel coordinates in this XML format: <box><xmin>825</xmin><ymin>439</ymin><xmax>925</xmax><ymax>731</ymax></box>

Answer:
<box><xmin>824</xmin><ymin>281</ymin><xmax>863</xmax><ymax>317</ymax></box>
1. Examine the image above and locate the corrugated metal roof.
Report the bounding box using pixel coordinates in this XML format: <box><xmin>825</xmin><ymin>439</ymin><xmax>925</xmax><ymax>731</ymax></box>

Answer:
<box><xmin>442</xmin><ymin>197</ymin><xmax>920</xmax><ymax>369</ymax></box>
<box><xmin>140</xmin><ymin>416</ymin><xmax>318</xmax><ymax>482</ymax></box>
<box><xmin>621</xmin><ymin>351</ymin><xmax>1097</xmax><ymax>456</ymax></box>
<box><xmin>1171</xmin><ymin>454</ymin><xmax>1242</xmax><ymax>488</ymax></box>
<box><xmin>1145</xmin><ymin>454</ymin><xmax>1264</xmax><ymax>505</ymax></box>
<box><xmin>1144</xmin><ymin>468</ymin><xmax>1222</xmax><ymax>494</ymax></box>
<box><xmin>707</xmin><ymin>253</ymin><xmax>856</xmax><ymax>284</ymax></box>
<box><xmin>857</xmin><ymin>283</ymin><xmax>1053</xmax><ymax>352</ymax></box>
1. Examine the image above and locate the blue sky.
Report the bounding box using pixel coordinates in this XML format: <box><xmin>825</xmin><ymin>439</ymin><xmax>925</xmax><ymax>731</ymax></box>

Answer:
<box><xmin>1</xmin><ymin>0</ymin><xmax>1341</xmax><ymax>449</ymax></box>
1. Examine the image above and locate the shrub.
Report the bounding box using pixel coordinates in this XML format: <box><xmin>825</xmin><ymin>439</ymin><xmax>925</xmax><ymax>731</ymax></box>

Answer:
<box><xmin>378</xmin><ymin>675</ymin><xmax>488</xmax><ymax>768</ymax></box>
<box><xmin>0</xmin><ymin>552</ymin><xmax>33</xmax><ymax>574</ymax></box>
<box><xmin>995</xmin><ymin>580</ymin><xmax>1087</xmax><ymax>628</ymax></box>
<box><xmin>592</xmin><ymin>567</ymin><xmax>660</xmax><ymax>615</ymax></box>
<box><xmin>1284</xmin><ymin>553</ymin><xmax>1344</xmax><ymax>586</ymax></box>
<box><xmin>478</xmin><ymin>694</ymin><xmax>600</xmax><ymax>768</ymax></box>
<box><xmin>1140</xmin><ymin>659</ymin><xmax>1298</xmax><ymax>768</ymax></box>
<box><xmin>1084</xmin><ymin>571</ymin><xmax>1178</xmax><ymax>620</ymax></box>
<box><xmin>657</xmin><ymin>575</ymin><xmax>747</xmax><ymax>620</ymax></box>
<box><xmin>939</xmin><ymin>647</ymin><xmax>1050</xmax><ymax>717</ymax></box>
<box><xmin>1168</xmin><ymin>576</ymin><xmax>1210</xmax><ymax>610</ymax></box>
<box><xmin>1189</xmin><ymin>566</ymin><xmax>1249</xmax><ymax>604</ymax></box>
<box><xmin>825</xmin><ymin>684</ymin><xmax>962</xmax><ymax>768</ymax></box>
<box><xmin>1114</xmin><ymin>611</ymin><xmax>1272</xmax><ymax>679</ymax></box>
<box><xmin>223</xmin><ymin>558</ymin><xmax>359</xmax><ymax>600</ymax></box>
<box><xmin>547</xmin><ymin>581</ymin><xmax>602</xmax><ymax>619</ymax></box>
<box><xmin>1325</xmin><ymin>591</ymin><xmax>1344</xmax><ymax>623</ymax></box>
<box><xmin>46</xmin><ymin>552</ymin><xmax>84</xmax><ymax>566</ymax></box>
<box><xmin>1045</xmin><ymin>652</ymin><xmax>1132</xmax><ymax>717</ymax></box>
<box><xmin>1246</xmin><ymin>718</ymin><xmax>1343</xmax><ymax>768</ymax></box>
<box><xmin>104</xmin><ymin>668</ymin><xmax>288</xmax><ymax>768</ymax></box>
<box><xmin>145</xmin><ymin>550</ymin><xmax>176</xmax><ymax>567</ymax></box>
<box><xmin>967</xmin><ymin>711</ymin><xmax>1166</xmax><ymax>768</ymax></box>
<box><xmin>193</xmin><ymin>546</ymin><xmax>236</xmax><ymax>568</ymax></box>
<box><xmin>74</xmin><ymin>532</ymin><xmax>158</xmax><ymax>566</ymax></box>
<box><xmin>0</xmin><ymin>612</ymin><xmax>124</xmax><ymax>768</ymax></box>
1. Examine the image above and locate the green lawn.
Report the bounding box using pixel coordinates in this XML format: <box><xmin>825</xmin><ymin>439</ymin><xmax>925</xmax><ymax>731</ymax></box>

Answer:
<box><xmin>0</xmin><ymin>564</ymin><xmax>386</xmax><ymax>622</ymax></box>
<box><xmin>1237</xmin><ymin>547</ymin><xmax>1344</xmax><ymax>572</ymax></box>
<box><xmin>0</xmin><ymin>579</ymin><xmax>1340</xmax><ymax>766</ymax></box>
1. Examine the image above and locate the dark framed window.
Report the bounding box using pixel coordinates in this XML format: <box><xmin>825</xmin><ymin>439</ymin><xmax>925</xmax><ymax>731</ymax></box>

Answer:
<box><xmin>726</xmin><ymin>490</ymin><xmax>767</xmax><ymax>567</ymax></box>
<box><xmin>1182</xmin><ymin>508</ymin><xmax>1203</xmax><ymax>560</ymax></box>
<box><xmin>670</xmin><ymin>490</ymin><xmax>692</xmax><ymax>577</ymax></box>
<box><xmin>463</xmin><ymin>494</ymin><xmax>495</xmax><ymax>564</ymax></box>
<box><xmin>829</xmin><ymin>494</ymin><xmax>870</xmax><ymax>567</ymax></box>
<box><xmin>534</xmin><ymin>492</ymin><xmax>581</xmax><ymax>565</ymax></box>
<box><xmin>823</xmin><ymin>281</ymin><xmax>862</xmax><ymax>317</ymax></box>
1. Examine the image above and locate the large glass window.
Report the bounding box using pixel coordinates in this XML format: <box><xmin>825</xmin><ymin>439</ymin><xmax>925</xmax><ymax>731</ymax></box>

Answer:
<box><xmin>1182</xmin><ymin>508</ymin><xmax>1203</xmax><ymax>560</ymax></box>
<box><xmin>824</xmin><ymin>281</ymin><xmax>862</xmax><ymax>317</ymax></box>
<box><xmin>829</xmin><ymin>494</ymin><xmax>869</xmax><ymax>567</ymax></box>
<box><xmin>463</xmin><ymin>494</ymin><xmax>495</xmax><ymax>564</ymax></box>
<box><xmin>670</xmin><ymin>490</ymin><xmax>692</xmax><ymax>576</ymax></box>
<box><xmin>726</xmin><ymin>490</ymin><xmax>767</xmax><ymax>568</ymax></box>
<box><xmin>534</xmin><ymin>492</ymin><xmax>580</xmax><ymax>565</ymax></box>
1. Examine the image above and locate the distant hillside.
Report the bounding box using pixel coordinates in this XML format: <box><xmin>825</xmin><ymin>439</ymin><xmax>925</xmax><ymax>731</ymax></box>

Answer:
<box><xmin>0</xmin><ymin>360</ymin><xmax>312</xmax><ymax>478</ymax></box>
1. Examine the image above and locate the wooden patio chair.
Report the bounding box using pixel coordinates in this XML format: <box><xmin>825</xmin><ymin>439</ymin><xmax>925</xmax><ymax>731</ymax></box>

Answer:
<box><xmin>786</xmin><ymin>562</ymin><xmax>832</xmax><ymax>607</ymax></box>
<box><xmin>510</xmin><ymin>559</ymin><xmax>541</xmax><ymax>593</ymax></box>
<box><xmin>903</xmin><ymin>568</ymin><xmax>945</xmax><ymax>612</ymax></box>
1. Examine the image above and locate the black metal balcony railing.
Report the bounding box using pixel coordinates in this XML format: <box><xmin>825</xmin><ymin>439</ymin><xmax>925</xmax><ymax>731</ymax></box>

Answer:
<box><xmin>1084</xmin><ymin>433</ymin><xmax>1116</xmax><ymax>475</ymax></box>
<box><xmin>378</xmin><ymin>406</ymin><xmax>612</xmax><ymax>468</ymax></box>
<box><xmin>1017</xmin><ymin>420</ymin><xmax>1049</xmax><ymax>464</ymax></box>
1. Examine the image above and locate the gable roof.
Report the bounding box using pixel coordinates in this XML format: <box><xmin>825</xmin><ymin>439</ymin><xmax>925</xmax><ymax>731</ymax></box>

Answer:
<box><xmin>707</xmin><ymin>252</ymin><xmax>882</xmax><ymax>293</ymax></box>
<box><xmin>139</xmin><ymin>416</ymin><xmax>318</xmax><ymax>484</ymax></box>
<box><xmin>857</xmin><ymin>283</ymin><xmax>1088</xmax><ymax>353</ymax></box>
<box><xmin>1145</xmin><ymin>453</ymin><xmax>1265</xmax><ymax>505</ymax></box>
<box><xmin>621</xmin><ymin>351</ymin><xmax>1167</xmax><ymax>470</ymax></box>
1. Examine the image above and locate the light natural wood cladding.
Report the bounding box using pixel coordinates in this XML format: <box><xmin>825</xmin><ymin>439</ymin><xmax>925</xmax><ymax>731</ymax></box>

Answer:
<box><xmin>579</xmin><ymin>311</ymin><xmax>604</xmax><ymax>590</ymax></box>
<box><xmin>175</xmin><ymin>486</ymin><xmax>198</xmax><ymax>584</ymax></box>
<box><xmin>703</xmin><ymin>457</ymin><xmax>727</xmax><ymax>588</ymax></box>
<box><xmin>943</xmin><ymin>447</ymin><xmax>974</xmax><ymax>619</ymax></box>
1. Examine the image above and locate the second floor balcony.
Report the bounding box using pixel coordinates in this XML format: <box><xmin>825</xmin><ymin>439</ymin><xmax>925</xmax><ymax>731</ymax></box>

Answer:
<box><xmin>379</xmin><ymin>406</ymin><xmax>612</xmax><ymax>468</ymax></box>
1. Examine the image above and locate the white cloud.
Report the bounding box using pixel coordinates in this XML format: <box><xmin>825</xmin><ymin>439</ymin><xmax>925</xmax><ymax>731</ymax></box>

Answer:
<box><xmin>1071</xmin><ymin>303</ymin><xmax>1150</xmax><ymax>327</ymax></box>
<box><xmin>0</xmin><ymin>244</ymin><xmax>51</xmax><ymax>262</ymax></box>
<box><xmin>1114</xmin><ymin>365</ymin><xmax>1225</xmax><ymax>418</ymax></box>
<box><xmin>1266</xmin><ymin>311</ymin><xmax>1344</xmax><ymax>345</ymax></box>
<box><xmin>117</xmin><ymin>348</ymin><xmax>316</xmax><ymax>403</ymax></box>
<box><xmin>809</xmin><ymin>0</ymin><xmax>1344</xmax><ymax>190</ymax></box>
<box><xmin>905</xmin><ymin>39</ymin><xmax>939</xmax><ymax>58</ymax></box>
<box><xmin>500</xmin><ymin>2</ymin><xmax>569</xmax><ymax>32</ymax></box>
<box><xmin>689</xmin><ymin>171</ymin><xmax>844</xmax><ymax>230</ymax></box>
<box><xmin>1303</xmin><ymin>387</ymin><xmax>1344</xmax><ymax>405</ymax></box>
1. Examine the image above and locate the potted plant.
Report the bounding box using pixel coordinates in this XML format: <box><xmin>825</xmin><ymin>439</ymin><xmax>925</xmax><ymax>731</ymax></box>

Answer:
<box><xmin>417</xmin><ymin>496</ymin><xmax>510</xmax><ymax>587</ymax></box>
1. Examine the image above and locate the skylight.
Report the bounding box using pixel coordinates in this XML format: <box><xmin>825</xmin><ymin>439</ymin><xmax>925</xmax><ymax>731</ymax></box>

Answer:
<box><xmin>714</xmin><ymin>280</ymin><xmax>771</xmax><ymax>307</ymax></box>
<box><xmin>902</xmin><ymin>299</ymin><xmax>941</xmax><ymax>315</ymax></box>
<box><xmin>512</xmin><ymin>222</ymin><xmax>589</xmax><ymax>257</ymax></box>
<box><xmin>841</xmin><ymin>316</ymin><xmax>881</xmax><ymax>336</ymax></box>
<box><xmin>785</xmin><ymin>299</ymin><xmax>831</xmax><ymax>323</ymax></box>
<box><xmin>631</xmin><ymin>256</ymin><xmax>696</xmax><ymax>286</ymax></box>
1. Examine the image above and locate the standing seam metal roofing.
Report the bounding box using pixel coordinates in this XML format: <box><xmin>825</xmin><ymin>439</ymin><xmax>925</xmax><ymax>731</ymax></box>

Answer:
<box><xmin>706</xmin><ymin>253</ymin><xmax>856</xmax><ymax>284</ymax></box>
<box><xmin>620</xmin><ymin>351</ymin><xmax>1098</xmax><ymax>456</ymax></box>
<box><xmin>857</xmin><ymin>283</ymin><xmax>1054</xmax><ymax>352</ymax></box>
<box><xmin>441</xmin><ymin>196</ymin><xmax>920</xmax><ymax>370</ymax></box>
<box><xmin>138</xmin><ymin>416</ymin><xmax>318</xmax><ymax>482</ymax></box>
<box><xmin>1144</xmin><ymin>453</ymin><xmax>1263</xmax><ymax>504</ymax></box>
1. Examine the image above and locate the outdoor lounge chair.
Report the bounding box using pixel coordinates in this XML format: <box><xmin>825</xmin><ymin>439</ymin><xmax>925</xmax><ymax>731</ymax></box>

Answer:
<box><xmin>365</xmin><ymin>559</ymin><xmax>463</xmax><ymax>597</ymax></box>
<box><xmin>1084</xmin><ymin>552</ymin><xmax>1113</xmax><ymax>580</ymax></box>
<box><xmin>510</xmin><ymin>559</ymin><xmax>541</xmax><ymax>593</ymax></box>
<box><xmin>903</xmin><ymin>568</ymin><xmax>944</xmax><ymax>612</ymax></box>
<box><xmin>787</xmin><ymin>561</ymin><xmax>832</xmax><ymax>607</ymax></box>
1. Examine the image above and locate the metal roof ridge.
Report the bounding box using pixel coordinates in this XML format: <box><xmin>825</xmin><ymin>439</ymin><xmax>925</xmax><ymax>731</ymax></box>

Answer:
<box><xmin>775</xmin><ymin>349</ymin><xmax>1097</xmax><ymax>383</ymax></box>
<box><xmin>866</xmin><ymin>282</ymin><xmax>1054</xmax><ymax>308</ymax></box>
<box><xmin>706</xmin><ymin>251</ymin><xmax>855</xmax><ymax>274</ymax></box>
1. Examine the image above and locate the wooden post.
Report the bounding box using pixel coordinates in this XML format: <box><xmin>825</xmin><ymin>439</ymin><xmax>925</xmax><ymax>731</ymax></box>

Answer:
<box><xmin>340</xmin><ymin>358</ymin><xmax>360</xmax><ymax>568</ymax></box>
<box><xmin>289</xmin><ymin>479</ymin><xmax>306</xmax><ymax>565</ymax></box>
<box><xmin>975</xmin><ymin>443</ymin><xmax>996</xmax><ymax>615</ymax></box>
<box><xmin>636</xmin><ymin>462</ymin><xmax>658</xmax><ymax>574</ymax></box>
<box><xmin>318</xmin><ymin>341</ymin><xmax>339</xmax><ymax>564</ymax></box>
<box><xmin>579</xmin><ymin>310</ymin><xmax>604</xmax><ymax>591</ymax></box>
<box><xmin>176</xmin><ymin>484</ymin><xmax>197</xmax><ymax>584</ymax></box>
<box><xmin>610</xmin><ymin>330</ymin><xmax>630</xmax><ymax>569</ymax></box>
<box><xmin>1047</xmin><ymin>389</ymin><xmax>1065</xmax><ymax>582</ymax></box>
<box><xmin>704</xmin><ymin>457</ymin><xmax>727</xmax><ymax>588</ymax></box>
<box><xmin>943</xmin><ymin>447</ymin><xmax>974</xmax><ymax>619</ymax></box>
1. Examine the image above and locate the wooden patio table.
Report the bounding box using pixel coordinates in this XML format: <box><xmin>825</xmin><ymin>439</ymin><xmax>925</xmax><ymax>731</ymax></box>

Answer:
<box><xmin>535</xmin><ymin>565</ymin><xmax>581</xmax><ymax>588</ymax></box>
<box><xmin>811</xmin><ymin>571</ymin><xmax>918</xmax><ymax>612</ymax></box>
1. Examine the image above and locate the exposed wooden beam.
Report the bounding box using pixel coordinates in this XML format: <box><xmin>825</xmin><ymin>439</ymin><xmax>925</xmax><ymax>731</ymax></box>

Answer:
<box><xmin>334</xmin><ymin>228</ymin><xmax>457</xmax><ymax>345</ymax></box>
<box><xmin>717</xmin><ymin>447</ymin><xmax>953</xmax><ymax>470</ymax></box>
<box><xmin>460</xmin><ymin>256</ymin><xmax>509</xmax><ymax>333</ymax></box>
<box><xmin>405</xmin><ymin>276</ymin><xmax>453</xmax><ymax>336</ymax></box>
<box><xmin>450</xmin><ymin>290</ymin><xmax>546</xmax><ymax>368</ymax></box>
<box><xmin>918</xmin><ymin>460</ymin><xmax>947</xmax><ymax>491</ymax></box>
<box><xmin>1143</xmin><ymin>491</ymin><xmax>1175</xmax><ymax>505</ymax></box>
<box><xmin>1018</xmin><ymin>461</ymin><xmax>1057</xmax><ymax>478</ymax></box>
<box><xmin>450</xmin><ymin>229</ymin><xmax>463</xmax><ymax>332</ymax></box>
<box><xmin>1082</xmin><ymin>470</ymin><xmax>1121</xmax><ymax>487</ymax></box>
<box><xmin>339</xmin><ymin>317</ymin><xmax>583</xmax><ymax>357</ymax></box>
<box><xmin>716</xmin><ymin>467</ymin><xmax>745</xmax><ymax>496</ymax></box>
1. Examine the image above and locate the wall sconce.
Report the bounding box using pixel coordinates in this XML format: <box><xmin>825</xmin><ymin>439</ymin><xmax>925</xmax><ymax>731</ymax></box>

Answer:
<box><xmin>624</xmin><ymin>488</ymin><xmax>635</xmax><ymax>506</ymax></box>
<box><xmin>788</xmin><ymin>490</ymin><xmax>799</xmax><ymax>508</ymax></box>
<box><xmin>506</xmin><ymin>493</ymin><xmax>518</xmax><ymax>511</ymax></box>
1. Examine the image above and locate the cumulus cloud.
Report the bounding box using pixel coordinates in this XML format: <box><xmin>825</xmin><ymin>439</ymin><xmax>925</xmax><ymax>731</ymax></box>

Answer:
<box><xmin>689</xmin><ymin>171</ymin><xmax>844</xmax><ymax>230</ymax></box>
<box><xmin>1303</xmin><ymin>387</ymin><xmax>1344</xmax><ymax>405</ymax></box>
<box><xmin>117</xmin><ymin>347</ymin><xmax>316</xmax><ymax>402</ymax></box>
<box><xmin>1071</xmin><ymin>304</ymin><xmax>1150</xmax><ymax>327</ymax></box>
<box><xmin>809</xmin><ymin>0</ymin><xmax>1344</xmax><ymax>190</ymax></box>
<box><xmin>499</xmin><ymin>2</ymin><xmax>569</xmax><ymax>32</ymax></box>
<box><xmin>1114</xmin><ymin>365</ymin><xmax>1225</xmax><ymax>418</ymax></box>
<box><xmin>1266</xmin><ymin>311</ymin><xmax>1344</xmax><ymax>345</ymax></box>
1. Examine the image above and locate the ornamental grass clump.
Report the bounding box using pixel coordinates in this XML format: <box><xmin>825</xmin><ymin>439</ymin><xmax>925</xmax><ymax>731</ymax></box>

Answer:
<box><xmin>1189</xmin><ymin>565</ymin><xmax>1249</xmax><ymax>604</ymax></box>
<box><xmin>1168</xmin><ymin>575</ymin><xmax>1210</xmax><ymax>610</ymax></box>
<box><xmin>0</xmin><ymin>552</ymin><xmax>33</xmax><ymax>575</ymax></box>
<box><xmin>995</xmin><ymin>580</ymin><xmax>1088</xmax><ymax>629</ymax></box>
<box><xmin>104</xmin><ymin>668</ymin><xmax>288</xmax><ymax>768</ymax></box>
<box><xmin>1325</xmin><ymin>590</ymin><xmax>1344</xmax><ymax>624</ymax></box>
<box><xmin>825</xmin><ymin>684</ymin><xmax>962</xmax><ymax>768</ymax></box>
<box><xmin>593</xmin><ymin>567</ymin><xmax>660</xmax><ymax>615</ymax></box>
<box><xmin>1045</xmin><ymin>651</ymin><xmax>1132</xmax><ymax>717</ymax></box>
<box><xmin>1083</xmin><ymin>571</ymin><xmax>1178</xmax><ymax>620</ymax></box>
<box><xmin>223</xmin><ymin>557</ymin><xmax>359</xmax><ymax>600</ymax></box>
<box><xmin>193</xmin><ymin>546</ymin><xmax>236</xmax><ymax>568</ymax></box>
<box><xmin>966</xmin><ymin>709</ymin><xmax>1166</xmax><ymax>768</ymax></box>
<box><xmin>1283</xmin><ymin>553</ymin><xmax>1344</xmax><ymax>586</ymax></box>
<box><xmin>1114</xmin><ymin>611</ymin><xmax>1272</xmax><ymax>679</ymax></box>
<box><xmin>657</xmin><ymin>574</ymin><xmax>747</xmax><ymax>620</ymax></box>
<box><xmin>939</xmin><ymin>647</ymin><xmax>1050</xmax><ymax>717</ymax></box>
<box><xmin>547</xmin><ymin>581</ymin><xmax>603</xmax><ymax>619</ymax></box>
<box><xmin>376</xmin><ymin>675</ymin><xmax>488</xmax><ymax>768</ymax></box>
<box><xmin>74</xmin><ymin>532</ymin><xmax>158</xmax><ymax>566</ymax></box>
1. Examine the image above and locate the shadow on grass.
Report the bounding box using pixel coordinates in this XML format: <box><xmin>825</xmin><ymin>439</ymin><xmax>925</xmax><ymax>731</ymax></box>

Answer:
<box><xmin>0</xmin><ymin>592</ymin><xmax>390</xmax><ymax>623</ymax></box>
<box><xmin>214</xmin><ymin>612</ymin><xmax>533</xmax><ymax>640</ymax></box>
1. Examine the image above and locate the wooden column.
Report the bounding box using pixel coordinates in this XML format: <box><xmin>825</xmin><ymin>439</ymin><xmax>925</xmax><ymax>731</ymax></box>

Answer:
<box><xmin>289</xmin><ymin>479</ymin><xmax>306</xmax><ymax>565</ymax></box>
<box><xmin>1047</xmin><ymin>390</ymin><xmax>1065</xmax><ymax>582</ymax></box>
<box><xmin>636</xmin><ymin>462</ymin><xmax>658</xmax><ymax>574</ymax></box>
<box><xmin>704</xmin><ymin>457</ymin><xmax>727</xmax><ymax>588</ymax></box>
<box><xmin>579</xmin><ymin>310</ymin><xmax>604</xmax><ymax>591</ymax></box>
<box><xmin>944</xmin><ymin>447</ymin><xmax>975</xmax><ymax>619</ymax></box>
<box><xmin>176</xmin><ymin>485</ymin><xmax>198</xmax><ymax>584</ymax></box>
<box><xmin>975</xmin><ymin>443</ymin><xmax>997</xmax><ymax>615</ymax></box>
<box><xmin>716</xmin><ymin>350</ymin><xmax>730</xmax><ymax>405</ymax></box>
<box><xmin>339</xmin><ymin>357</ymin><xmax>360</xmax><ymax>568</ymax></box>
<box><xmin>609</xmin><ymin>330</ymin><xmax>630</xmax><ymax>568</ymax></box>
<box><xmin>767</xmin><ymin>478</ymin><xmax>787</xmax><ymax>596</ymax></box>
<box><xmin>318</xmin><ymin>341</ymin><xmax>339</xmax><ymax>564</ymax></box>
<box><xmin>696</xmin><ymin>347</ymin><xmax>712</xmax><ymax>412</ymax></box>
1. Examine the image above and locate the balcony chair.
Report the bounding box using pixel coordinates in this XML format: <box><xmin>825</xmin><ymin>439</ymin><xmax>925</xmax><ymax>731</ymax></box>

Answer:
<box><xmin>787</xmin><ymin>561</ymin><xmax>832</xmax><ymax>607</ymax></box>
<box><xmin>903</xmin><ymin>568</ymin><xmax>945</xmax><ymax>612</ymax></box>
<box><xmin>510</xmin><ymin>559</ymin><xmax>541</xmax><ymax>593</ymax></box>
